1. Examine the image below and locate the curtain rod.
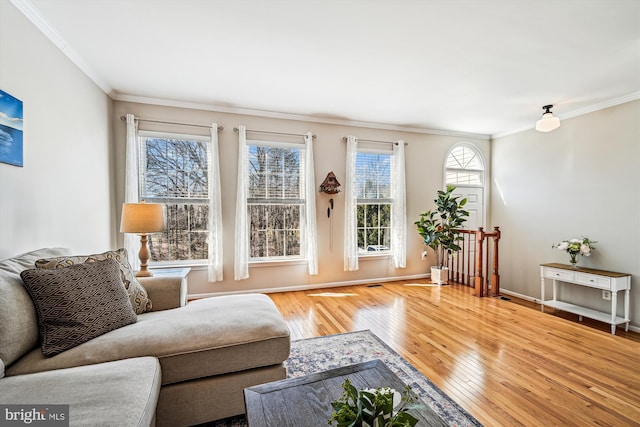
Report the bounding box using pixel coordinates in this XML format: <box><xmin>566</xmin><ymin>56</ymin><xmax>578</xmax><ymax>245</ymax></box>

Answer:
<box><xmin>233</xmin><ymin>127</ymin><xmax>316</xmax><ymax>139</ymax></box>
<box><xmin>120</xmin><ymin>115</ymin><xmax>223</xmax><ymax>131</ymax></box>
<box><xmin>342</xmin><ymin>137</ymin><xmax>408</xmax><ymax>146</ymax></box>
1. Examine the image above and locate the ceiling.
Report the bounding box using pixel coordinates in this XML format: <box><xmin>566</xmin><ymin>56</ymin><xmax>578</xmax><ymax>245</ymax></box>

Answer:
<box><xmin>18</xmin><ymin>0</ymin><xmax>640</xmax><ymax>137</ymax></box>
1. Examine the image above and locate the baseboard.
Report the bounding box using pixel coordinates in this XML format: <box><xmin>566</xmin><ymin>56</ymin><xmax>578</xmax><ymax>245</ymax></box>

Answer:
<box><xmin>499</xmin><ymin>289</ymin><xmax>539</xmax><ymax>303</ymax></box>
<box><xmin>499</xmin><ymin>289</ymin><xmax>640</xmax><ymax>334</ymax></box>
<box><xmin>188</xmin><ymin>273</ymin><xmax>430</xmax><ymax>299</ymax></box>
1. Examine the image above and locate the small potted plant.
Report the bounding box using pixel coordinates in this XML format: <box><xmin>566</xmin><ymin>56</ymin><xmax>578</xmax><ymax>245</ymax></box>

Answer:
<box><xmin>415</xmin><ymin>185</ymin><xmax>469</xmax><ymax>284</ymax></box>
<box><xmin>328</xmin><ymin>378</ymin><xmax>419</xmax><ymax>427</ymax></box>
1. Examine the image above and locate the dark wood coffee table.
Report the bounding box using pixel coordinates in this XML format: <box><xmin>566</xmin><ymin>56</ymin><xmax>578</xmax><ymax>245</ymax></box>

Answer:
<box><xmin>244</xmin><ymin>359</ymin><xmax>448</xmax><ymax>427</ymax></box>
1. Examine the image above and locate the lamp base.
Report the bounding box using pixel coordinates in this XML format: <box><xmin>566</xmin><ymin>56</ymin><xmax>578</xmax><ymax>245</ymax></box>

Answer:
<box><xmin>136</xmin><ymin>233</ymin><xmax>154</xmax><ymax>277</ymax></box>
<box><xmin>135</xmin><ymin>267</ymin><xmax>154</xmax><ymax>278</ymax></box>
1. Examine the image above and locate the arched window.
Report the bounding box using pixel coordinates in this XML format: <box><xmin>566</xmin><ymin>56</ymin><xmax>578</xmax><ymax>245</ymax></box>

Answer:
<box><xmin>445</xmin><ymin>143</ymin><xmax>484</xmax><ymax>186</ymax></box>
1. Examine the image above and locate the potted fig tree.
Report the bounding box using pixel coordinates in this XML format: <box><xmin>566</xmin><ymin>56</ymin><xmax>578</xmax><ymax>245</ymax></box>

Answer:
<box><xmin>415</xmin><ymin>185</ymin><xmax>469</xmax><ymax>285</ymax></box>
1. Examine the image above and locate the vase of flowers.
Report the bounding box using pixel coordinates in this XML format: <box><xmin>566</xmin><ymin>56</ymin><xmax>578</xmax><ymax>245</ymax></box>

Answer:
<box><xmin>552</xmin><ymin>237</ymin><xmax>596</xmax><ymax>268</ymax></box>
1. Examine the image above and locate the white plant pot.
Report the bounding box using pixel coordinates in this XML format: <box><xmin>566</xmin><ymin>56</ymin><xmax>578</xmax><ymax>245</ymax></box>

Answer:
<box><xmin>431</xmin><ymin>267</ymin><xmax>449</xmax><ymax>285</ymax></box>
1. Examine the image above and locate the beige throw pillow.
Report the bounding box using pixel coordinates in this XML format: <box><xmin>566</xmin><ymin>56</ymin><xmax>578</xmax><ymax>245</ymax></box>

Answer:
<box><xmin>35</xmin><ymin>248</ymin><xmax>152</xmax><ymax>314</ymax></box>
<box><xmin>21</xmin><ymin>259</ymin><xmax>137</xmax><ymax>357</ymax></box>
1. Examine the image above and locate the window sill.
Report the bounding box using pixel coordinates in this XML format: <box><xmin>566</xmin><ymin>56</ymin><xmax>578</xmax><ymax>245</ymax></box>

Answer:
<box><xmin>358</xmin><ymin>253</ymin><xmax>392</xmax><ymax>260</ymax></box>
<box><xmin>149</xmin><ymin>259</ymin><xmax>310</xmax><ymax>270</ymax></box>
<box><xmin>249</xmin><ymin>259</ymin><xmax>307</xmax><ymax>268</ymax></box>
<box><xmin>149</xmin><ymin>261</ymin><xmax>207</xmax><ymax>271</ymax></box>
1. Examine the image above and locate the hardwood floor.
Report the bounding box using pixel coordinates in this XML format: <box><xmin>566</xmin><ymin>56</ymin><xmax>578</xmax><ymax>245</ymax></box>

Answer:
<box><xmin>267</xmin><ymin>279</ymin><xmax>640</xmax><ymax>426</ymax></box>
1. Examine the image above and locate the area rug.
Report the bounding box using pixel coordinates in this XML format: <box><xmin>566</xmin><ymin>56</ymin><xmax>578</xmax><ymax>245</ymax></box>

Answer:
<box><xmin>210</xmin><ymin>330</ymin><xmax>483</xmax><ymax>427</ymax></box>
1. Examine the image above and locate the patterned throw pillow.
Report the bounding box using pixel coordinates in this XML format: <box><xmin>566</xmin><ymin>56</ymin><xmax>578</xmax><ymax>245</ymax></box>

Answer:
<box><xmin>35</xmin><ymin>248</ymin><xmax>152</xmax><ymax>314</ymax></box>
<box><xmin>20</xmin><ymin>259</ymin><xmax>137</xmax><ymax>357</ymax></box>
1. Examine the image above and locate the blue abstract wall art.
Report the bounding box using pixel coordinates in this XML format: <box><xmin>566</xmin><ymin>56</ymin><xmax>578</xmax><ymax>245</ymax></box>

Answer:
<box><xmin>0</xmin><ymin>89</ymin><xmax>24</xmax><ymax>167</ymax></box>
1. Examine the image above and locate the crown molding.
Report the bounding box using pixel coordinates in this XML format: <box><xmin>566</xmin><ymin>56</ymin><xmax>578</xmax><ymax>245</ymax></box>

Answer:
<box><xmin>492</xmin><ymin>124</ymin><xmax>535</xmax><ymax>139</ymax></box>
<box><xmin>113</xmin><ymin>93</ymin><xmax>491</xmax><ymax>140</ymax></box>
<box><xmin>493</xmin><ymin>91</ymin><xmax>640</xmax><ymax>139</ymax></box>
<box><xmin>11</xmin><ymin>0</ymin><xmax>114</xmax><ymax>96</ymax></box>
<box><xmin>560</xmin><ymin>91</ymin><xmax>640</xmax><ymax>121</ymax></box>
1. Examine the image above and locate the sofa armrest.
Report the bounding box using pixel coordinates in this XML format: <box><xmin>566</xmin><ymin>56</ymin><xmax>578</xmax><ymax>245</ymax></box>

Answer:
<box><xmin>138</xmin><ymin>276</ymin><xmax>187</xmax><ymax>311</ymax></box>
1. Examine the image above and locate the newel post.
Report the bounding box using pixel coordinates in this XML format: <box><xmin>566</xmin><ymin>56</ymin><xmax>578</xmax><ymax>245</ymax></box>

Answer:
<box><xmin>491</xmin><ymin>226</ymin><xmax>501</xmax><ymax>296</ymax></box>
<box><xmin>474</xmin><ymin>227</ymin><xmax>485</xmax><ymax>297</ymax></box>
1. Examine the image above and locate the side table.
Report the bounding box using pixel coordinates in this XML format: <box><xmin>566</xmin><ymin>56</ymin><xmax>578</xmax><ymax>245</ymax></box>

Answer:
<box><xmin>146</xmin><ymin>267</ymin><xmax>190</xmax><ymax>307</ymax></box>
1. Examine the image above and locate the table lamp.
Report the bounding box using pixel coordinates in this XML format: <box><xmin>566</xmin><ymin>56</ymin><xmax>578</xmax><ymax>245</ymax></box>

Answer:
<box><xmin>120</xmin><ymin>201</ymin><xmax>165</xmax><ymax>277</ymax></box>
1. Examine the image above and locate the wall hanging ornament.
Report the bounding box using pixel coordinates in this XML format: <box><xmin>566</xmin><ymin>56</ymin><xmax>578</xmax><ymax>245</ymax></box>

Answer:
<box><xmin>319</xmin><ymin>172</ymin><xmax>340</xmax><ymax>251</ymax></box>
<box><xmin>319</xmin><ymin>171</ymin><xmax>341</xmax><ymax>194</ymax></box>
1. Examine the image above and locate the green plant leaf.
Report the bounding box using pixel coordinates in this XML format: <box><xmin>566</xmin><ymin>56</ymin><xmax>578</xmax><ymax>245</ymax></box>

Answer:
<box><xmin>415</xmin><ymin>185</ymin><xmax>470</xmax><ymax>266</ymax></box>
<box><xmin>392</xmin><ymin>411</ymin><xmax>419</xmax><ymax>426</ymax></box>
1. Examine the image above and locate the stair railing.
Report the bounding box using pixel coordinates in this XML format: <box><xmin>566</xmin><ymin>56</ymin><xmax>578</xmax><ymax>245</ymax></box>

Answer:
<box><xmin>448</xmin><ymin>226</ymin><xmax>501</xmax><ymax>297</ymax></box>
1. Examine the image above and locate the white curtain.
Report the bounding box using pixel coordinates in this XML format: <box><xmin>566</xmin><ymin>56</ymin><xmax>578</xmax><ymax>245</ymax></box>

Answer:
<box><xmin>124</xmin><ymin>114</ymin><xmax>140</xmax><ymax>271</ymax></box>
<box><xmin>304</xmin><ymin>132</ymin><xmax>318</xmax><ymax>275</ymax></box>
<box><xmin>208</xmin><ymin>124</ymin><xmax>224</xmax><ymax>282</ymax></box>
<box><xmin>344</xmin><ymin>135</ymin><xmax>359</xmax><ymax>271</ymax></box>
<box><xmin>391</xmin><ymin>140</ymin><xmax>407</xmax><ymax>268</ymax></box>
<box><xmin>234</xmin><ymin>125</ymin><xmax>250</xmax><ymax>280</ymax></box>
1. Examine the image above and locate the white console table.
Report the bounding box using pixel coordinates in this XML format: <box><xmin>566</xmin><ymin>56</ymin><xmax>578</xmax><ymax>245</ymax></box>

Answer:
<box><xmin>540</xmin><ymin>263</ymin><xmax>631</xmax><ymax>335</ymax></box>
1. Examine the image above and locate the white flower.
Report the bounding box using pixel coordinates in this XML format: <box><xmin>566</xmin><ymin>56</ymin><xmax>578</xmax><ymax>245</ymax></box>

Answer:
<box><xmin>421</xmin><ymin>250</ymin><xmax>428</xmax><ymax>260</ymax></box>
<box><xmin>553</xmin><ymin>237</ymin><xmax>596</xmax><ymax>258</ymax></box>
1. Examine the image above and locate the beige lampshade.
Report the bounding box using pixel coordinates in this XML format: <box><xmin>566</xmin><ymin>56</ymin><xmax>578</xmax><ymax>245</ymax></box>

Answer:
<box><xmin>120</xmin><ymin>202</ymin><xmax>164</xmax><ymax>234</ymax></box>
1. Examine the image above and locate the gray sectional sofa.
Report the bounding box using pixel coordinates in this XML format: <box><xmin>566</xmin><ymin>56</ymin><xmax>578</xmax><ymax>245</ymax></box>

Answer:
<box><xmin>0</xmin><ymin>248</ymin><xmax>291</xmax><ymax>426</ymax></box>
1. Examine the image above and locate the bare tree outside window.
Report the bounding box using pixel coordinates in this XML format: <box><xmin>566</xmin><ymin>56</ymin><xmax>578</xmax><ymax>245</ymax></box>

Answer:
<box><xmin>356</xmin><ymin>152</ymin><xmax>392</xmax><ymax>253</ymax></box>
<box><xmin>139</xmin><ymin>136</ymin><xmax>210</xmax><ymax>261</ymax></box>
<box><xmin>247</xmin><ymin>144</ymin><xmax>304</xmax><ymax>260</ymax></box>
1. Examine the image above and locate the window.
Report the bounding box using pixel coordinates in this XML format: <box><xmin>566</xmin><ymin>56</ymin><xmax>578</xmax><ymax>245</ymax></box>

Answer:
<box><xmin>138</xmin><ymin>132</ymin><xmax>211</xmax><ymax>262</ymax></box>
<box><xmin>355</xmin><ymin>151</ymin><xmax>392</xmax><ymax>254</ymax></box>
<box><xmin>344</xmin><ymin>136</ymin><xmax>406</xmax><ymax>271</ymax></box>
<box><xmin>247</xmin><ymin>141</ymin><xmax>305</xmax><ymax>260</ymax></box>
<box><xmin>445</xmin><ymin>144</ymin><xmax>484</xmax><ymax>185</ymax></box>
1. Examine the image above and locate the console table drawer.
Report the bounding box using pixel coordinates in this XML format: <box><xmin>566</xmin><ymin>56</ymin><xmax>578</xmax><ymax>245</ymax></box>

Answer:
<box><xmin>544</xmin><ymin>268</ymin><xmax>574</xmax><ymax>282</ymax></box>
<box><xmin>575</xmin><ymin>273</ymin><xmax>610</xmax><ymax>290</ymax></box>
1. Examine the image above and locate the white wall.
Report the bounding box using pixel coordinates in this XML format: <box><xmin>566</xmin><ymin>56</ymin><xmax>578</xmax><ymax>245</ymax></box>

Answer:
<box><xmin>491</xmin><ymin>100</ymin><xmax>640</xmax><ymax>327</ymax></box>
<box><xmin>0</xmin><ymin>2</ymin><xmax>114</xmax><ymax>258</ymax></box>
<box><xmin>113</xmin><ymin>101</ymin><xmax>491</xmax><ymax>296</ymax></box>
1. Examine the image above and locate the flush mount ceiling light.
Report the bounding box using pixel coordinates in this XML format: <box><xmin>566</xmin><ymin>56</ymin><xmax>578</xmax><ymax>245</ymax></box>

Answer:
<box><xmin>535</xmin><ymin>104</ymin><xmax>561</xmax><ymax>132</ymax></box>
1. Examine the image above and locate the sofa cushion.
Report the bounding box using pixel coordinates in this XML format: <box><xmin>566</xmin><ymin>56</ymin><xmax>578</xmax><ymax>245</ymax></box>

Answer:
<box><xmin>7</xmin><ymin>294</ymin><xmax>291</xmax><ymax>385</ymax></box>
<box><xmin>0</xmin><ymin>248</ymin><xmax>71</xmax><ymax>367</ymax></box>
<box><xmin>35</xmin><ymin>248</ymin><xmax>152</xmax><ymax>314</ymax></box>
<box><xmin>21</xmin><ymin>258</ymin><xmax>138</xmax><ymax>357</ymax></box>
<box><xmin>0</xmin><ymin>357</ymin><xmax>161</xmax><ymax>427</ymax></box>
